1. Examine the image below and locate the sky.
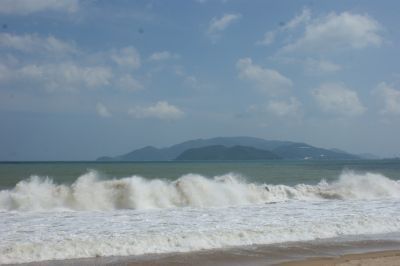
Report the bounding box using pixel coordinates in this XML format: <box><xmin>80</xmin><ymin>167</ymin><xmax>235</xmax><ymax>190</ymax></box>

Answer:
<box><xmin>0</xmin><ymin>0</ymin><xmax>400</xmax><ymax>160</ymax></box>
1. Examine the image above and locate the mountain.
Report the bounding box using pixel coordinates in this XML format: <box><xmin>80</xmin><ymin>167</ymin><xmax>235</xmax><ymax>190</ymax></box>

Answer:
<box><xmin>97</xmin><ymin>136</ymin><xmax>290</xmax><ymax>161</ymax></box>
<box><xmin>97</xmin><ymin>136</ymin><xmax>360</xmax><ymax>161</ymax></box>
<box><xmin>175</xmin><ymin>145</ymin><xmax>281</xmax><ymax>161</ymax></box>
<box><xmin>272</xmin><ymin>143</ymin><xmax>359</xmax><ymax>160</ymax></box>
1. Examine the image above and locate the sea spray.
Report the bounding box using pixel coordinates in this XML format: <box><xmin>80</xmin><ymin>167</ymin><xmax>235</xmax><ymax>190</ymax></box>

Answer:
<box><xmin>1</xmin><ymin>170</ymin><xmax>400</xmax><ymax>264</ymax></box>
<box><xmin>1</xmin><ymin>196</ymin><xmax>400</xmax><ymax>264</ymax></box>
<box><xmin>1</xmin><ymin>170</ymin><xmax>400</xmax><ymax>211</ymax></box>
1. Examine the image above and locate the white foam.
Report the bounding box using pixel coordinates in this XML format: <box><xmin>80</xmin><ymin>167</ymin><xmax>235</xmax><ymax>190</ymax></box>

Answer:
<box><xmin>1</xmin><ymin>171</ymin><xmax>400</xmax><ymax>264</ymax></box>
<box><xmin>1</xmin><ymin>198</ymin><xmax>400</xmax><ymax>264</ymax></box>
<box><xmin>0</xmin><ymin>171</ymin><xmax>400</xmax><ymax>211</ymax></box>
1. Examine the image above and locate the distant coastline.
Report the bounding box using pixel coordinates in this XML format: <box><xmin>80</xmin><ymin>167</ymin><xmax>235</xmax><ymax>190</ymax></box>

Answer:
<box><xmin>97</xmin><ymin>136</ymin><xmax>366</xmax><ymax>162</ymax></box>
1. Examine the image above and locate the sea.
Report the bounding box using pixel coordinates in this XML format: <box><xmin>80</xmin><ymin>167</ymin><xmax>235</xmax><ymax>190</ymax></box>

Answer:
<box><xmin>1</xmin><ymin>160</ymin><xmax>400</xmax><ymax>264</ymax></box>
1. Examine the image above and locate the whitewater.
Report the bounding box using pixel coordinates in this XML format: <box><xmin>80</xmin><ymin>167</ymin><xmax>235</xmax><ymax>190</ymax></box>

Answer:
<box><xmin>1</xmin><ymin>170</ymin><xmax>400</xmax><ymax>264</ymax></box>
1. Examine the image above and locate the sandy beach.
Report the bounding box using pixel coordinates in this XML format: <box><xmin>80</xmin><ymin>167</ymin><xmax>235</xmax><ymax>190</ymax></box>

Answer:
<box><xmin>121</xmin><ymin>250</ymin><xmax>400</xmax><ymax>266</ymax></box>
<box><xmin>14</xmin><ymin>240</ymin><xmax>400</xmax><ymax>266</ymax></box>
<box><xmin>281</xmin><ymin>250</ymin><xmax>400</xmax><ymax>266</ymax></box>
<box><xmin>14</xmin><ymin>250</ymin><xmax>400</xmax><ymax>266</ymax></box>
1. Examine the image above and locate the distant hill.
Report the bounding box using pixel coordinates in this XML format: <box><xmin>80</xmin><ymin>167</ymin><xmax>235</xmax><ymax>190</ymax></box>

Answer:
<box><xmin>175</xmin><ymin>145</ymin><xmax>281</xmax><ymax>161</ymax></box>
<box><xmin>273</xmin><ymin>143</ymin><xmax>359</xmax><ymax>160</ymax></box>
<box><xmin>97</xmin><ymin>136</ymin><xmax>361</xmax><ymax>161</ymax></box>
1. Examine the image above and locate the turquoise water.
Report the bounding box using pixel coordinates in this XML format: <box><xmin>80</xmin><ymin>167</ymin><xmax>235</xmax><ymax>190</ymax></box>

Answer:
<box><xmin>1</xmin><ymin>160</ymin><xmax>399</xmax><ymax>189</ymax></box>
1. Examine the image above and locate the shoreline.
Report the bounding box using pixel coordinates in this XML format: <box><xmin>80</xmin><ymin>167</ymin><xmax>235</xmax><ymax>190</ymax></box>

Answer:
<box><xmin>281</xmin><ymin>250</ymin><xmax>400</xmax><ymax>266</ymax></box>
<box><xmin>13</xmin><ymin>239</ymin><xmax>400</xmax><ymax>266</ymax></box>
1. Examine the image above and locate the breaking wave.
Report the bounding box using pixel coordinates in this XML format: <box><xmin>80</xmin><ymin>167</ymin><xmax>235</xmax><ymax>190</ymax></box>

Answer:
<box><xmin>0</xmin><ymin>171</ymin><xmax>399</xmax><ymax>211</ymax></box>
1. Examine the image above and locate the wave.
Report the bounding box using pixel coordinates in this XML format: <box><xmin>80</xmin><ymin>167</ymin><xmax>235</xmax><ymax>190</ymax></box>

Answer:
<box><xmin>0</xmin><ymin>171</ymin><xmax>399</xmax><ymax>211</ymax></box>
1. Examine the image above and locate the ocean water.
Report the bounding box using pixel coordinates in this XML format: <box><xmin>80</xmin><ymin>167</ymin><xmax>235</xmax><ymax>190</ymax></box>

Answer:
<box><xmin>0</xmin><ymin>160</ymin><xmax>400</xmax><ymax>264</ymax></box>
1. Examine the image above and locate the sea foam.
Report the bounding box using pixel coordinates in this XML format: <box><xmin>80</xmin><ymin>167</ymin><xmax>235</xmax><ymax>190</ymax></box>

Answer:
<box><xmin>0</xmin><ymin>171</ymin><xmax>399</xmax><ymax>211</ymax></box>
<box><xmin>1</xmin><ymin>171</ymin><xmax>400</xmax><ymax>264</ymax></box>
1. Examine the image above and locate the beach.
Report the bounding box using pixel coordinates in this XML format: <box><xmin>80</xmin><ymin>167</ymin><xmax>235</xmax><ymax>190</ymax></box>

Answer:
<box><xmin>12</xmin><ymin>239</ymin><xmax>400</xmax><ymax>266</ymax></box>
<box><xmin>284</xmin><ymin>251</ymin><xmax>400</xmax><ymax>266</ymax></box>
<box><xmin>1</xmin><ymin>161</ymin><xmax>400</xmax><ymax>265</ymax></box>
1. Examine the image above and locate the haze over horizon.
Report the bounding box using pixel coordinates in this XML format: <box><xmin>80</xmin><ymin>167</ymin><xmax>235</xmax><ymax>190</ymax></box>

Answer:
<box><xmin>1</xmin><ymin>0</ymin><xmax>400</xmax><ymax>160</ymax></box>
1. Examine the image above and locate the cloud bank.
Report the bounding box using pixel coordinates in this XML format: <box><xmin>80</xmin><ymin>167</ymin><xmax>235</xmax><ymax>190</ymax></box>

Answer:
<box><xmin>0</xmin><ymin>0</ymin><xmax>79</xmax><ymax>15</ymax></box>
<box><xmin>267</xmin><ymin>97</ymin><xmax>302</xmax><ymax>118</ymax></box>
<box><xmin>111</xmin><ymin>46</ymin><xmax>141</xmax><ymax>69</ymax></box>
<box><xmin>0</xmin><ymin>33</ymin><xmax>77</xmax><ymax>54</ymax></box>
<box><xmin>376</xmin><ymin>82</ymin><xmax>400</xmax><ymax>115</ymax></box>
<box><xmin>129</xmin><ymin>101</ymin><xmax>184</xmax><ymax>120</ymax></box>
<box><xmin>207</xmin><ymin>13</ymin><xmax>241</xmax><ymax>41</ymax></box>
<box><xmin>236</xmin><ymin>57</ymin><xmax>292</xmax><ymax>95</ymax></box>
<box><xmin>208</xmin><ymin>13</ymin><xmax>242</xmax><ymax>34</ymax></box>
<box><xmin>282</xmin><ymin>12</ymin><xmax>383</xmax><ymax>53</ymax></box>
<box><xmin>312</xmin><ymin>83</ymin><xmax>366</xmax><ymax>117</ymax></box>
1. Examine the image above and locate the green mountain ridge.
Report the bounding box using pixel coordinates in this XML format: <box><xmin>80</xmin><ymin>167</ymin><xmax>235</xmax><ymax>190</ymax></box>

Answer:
<box><xmin>175</xmin><ymin>145</ymin><xmax>281</xmax><ymax>161</ymax></box>
<box><xmin>97</xmin><ymin>136</ymin><xmax>361</xmax><ymax>161</ymax></box>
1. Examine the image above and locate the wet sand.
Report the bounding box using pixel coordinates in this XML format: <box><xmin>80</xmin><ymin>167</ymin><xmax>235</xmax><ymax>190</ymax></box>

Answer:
<box><xmin>281</xmin><ymin>250</ymin><xmax>400</xmax><ymax>265</ymax></box>
<box><xmin>13</xmin><ymin>239</ymin><xmax>400</xmax><ymax>266</ymax></box>
<box><xmin>121</xmin><ymin>250</ymin><xmax>400</xmax><ymax>266</ymax></box>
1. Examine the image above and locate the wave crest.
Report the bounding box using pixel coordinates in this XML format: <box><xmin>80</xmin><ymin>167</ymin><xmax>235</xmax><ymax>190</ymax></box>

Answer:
<box><xmin>0</xmin><ymin>171</ymin><xmax>399</xmax><ymax>211</ymax></box>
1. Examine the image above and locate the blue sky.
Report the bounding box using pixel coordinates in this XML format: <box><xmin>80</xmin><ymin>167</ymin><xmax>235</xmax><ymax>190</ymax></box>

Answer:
<box><xmin>1</xmin><ymin>0</ymin><xmax>400</xmax><ymax>160</ymax></box>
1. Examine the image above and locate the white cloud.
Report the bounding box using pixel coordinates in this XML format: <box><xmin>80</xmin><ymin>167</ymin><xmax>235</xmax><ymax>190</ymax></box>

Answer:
<box><xmin>267</xmin><ymin>97</ymin><xmax>302</xmax><ymax>117</ymax></box>
<box><xmin>257</xmin><ymin>8</ymin><xmax>310</xmax><ymax>46</ymax></box>
<box><xmin>1</xmin><ymin>63</ymin><xmax>112</xmax><ymax>91</ymax></box>
<box><xmin>0</xmin><ymin>33</ymin><xmax>77</xmax><ymax>54</ymax></box>
<box><xmin>0</xmin><ymin>0</ymin><xmax>79</xmax><ymax>15</ymax></box>
<box><xmin>96</xmin><ymin>102</ymin><xmax>111</xmax><ymax>118</ymax></box>
<box><xmin>236</xmin><ymin>57</ymin><xmax>292</xmax><ymax>95</ymax></box>
<box><xmin>128</xmin><ymin>101</ymin><xmax>184</xmax><ymax>120</ymax></box>
<box><xmin>376</xmin><ymin>82</ymin><xmax>400</xmax><ymax>115</ymax></box>
<box><xmin>207</xmin><ymin>13</ymin><xmax>241</xmax><ymax>41</ymax></box>
<box><xmin>312</xmin><ymin>83</ymin><xmax>366</xmax><ymax>116</ymax></box>
<box><xmin>0</xmin><ymin>35</ymin><xmax>147</xmax><ymax>94</ymax></box>
<box><xmin>282</xmin><ymin>8</ymin><xmax>311</xmax><ymax>30</ymax></box>
<box><xmin>304</xmin><ymin>58</ymin><xmax>341</xmax><ymax>74</ymax></box>
<box><xmin>111</xmin><ymin>46</ymin><xmax>141</xmax><ymax>69</ymax></box>
<box><xmin>148</xmin><ymin>51</ymin><xmax>178</xmax><ymax>61</ymax></box>
<box><xmin>283</xmin><ymin>12</ymin><xmax>383</xmax><ymax>53</ymax></box>
<box><xmin>208</xmin><ymin>13</ymin><xmax>241</xmax><ymax>34</ymax></box>
<box><xmin>117</xmin><ymin>74</ymin><xmax>143</xmax><ymax>92</ymax></box>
